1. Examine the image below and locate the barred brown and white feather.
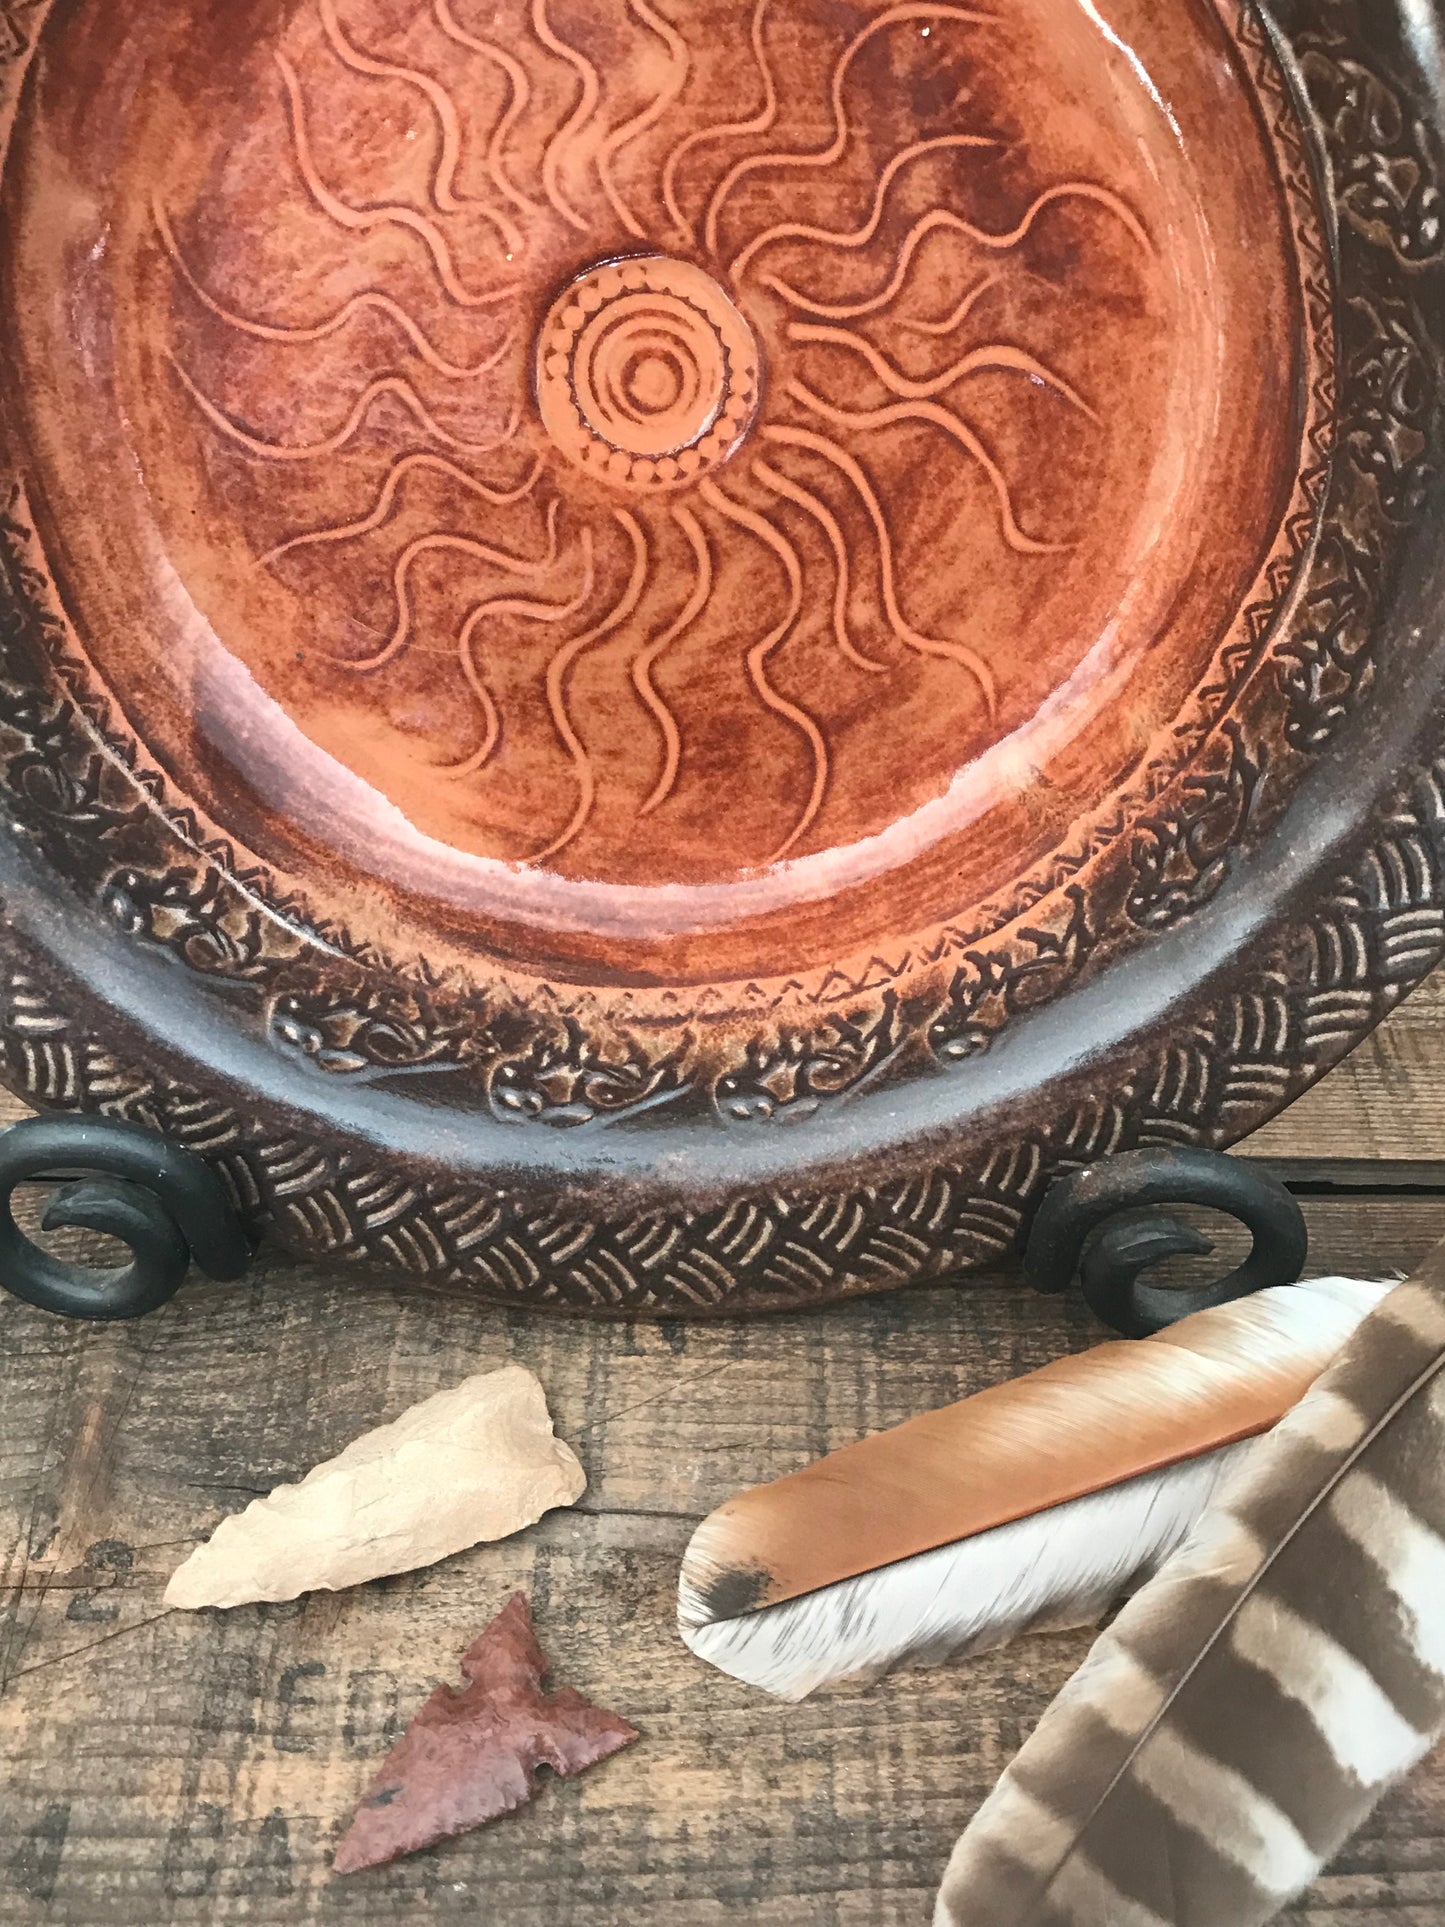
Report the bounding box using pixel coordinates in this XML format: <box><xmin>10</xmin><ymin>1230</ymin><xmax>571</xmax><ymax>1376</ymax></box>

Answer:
<box><xmin>935</xmin><ymin>1258</ymin><xmax>1445</xmax><ymax>1927</ymax></box>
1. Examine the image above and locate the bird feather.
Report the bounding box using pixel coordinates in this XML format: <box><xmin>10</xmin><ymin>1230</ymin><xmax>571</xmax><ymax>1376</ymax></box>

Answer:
<box><xmin>684</xmin><ymin>1439</ymin><xmax>1256</xmax><ymax>1700</ymax></box>
<box><xmin>680</xmin><ymin>1279</ymin><xmax>1391</xmax><ymax>1701</ymax></box>
<box><xmin>934</xmin><ymin>1254</ymin><xmax>1445</xmax><ymax>1927</ymax></box>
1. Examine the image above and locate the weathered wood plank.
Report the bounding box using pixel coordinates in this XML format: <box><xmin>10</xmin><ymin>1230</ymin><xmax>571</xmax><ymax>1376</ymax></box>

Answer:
<box><xmin>2</xmin><ymin>1197</ymin><xmax>1443</xmax><ymax>1925</ymax></box>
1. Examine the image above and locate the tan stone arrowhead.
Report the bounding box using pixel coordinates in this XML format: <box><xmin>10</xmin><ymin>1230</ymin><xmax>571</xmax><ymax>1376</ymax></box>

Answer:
<box><xmin>164</xmin><ymin>1364</ymin><xmax>585</xmax><ymax>1610</ymax></box>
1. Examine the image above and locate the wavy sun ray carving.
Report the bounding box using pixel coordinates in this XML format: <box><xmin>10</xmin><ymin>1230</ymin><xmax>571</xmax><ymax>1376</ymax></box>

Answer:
<box><xmin>159</xmin><ymin>0</ymin><xmax>1151</xmax><ymax>871</ymax></box>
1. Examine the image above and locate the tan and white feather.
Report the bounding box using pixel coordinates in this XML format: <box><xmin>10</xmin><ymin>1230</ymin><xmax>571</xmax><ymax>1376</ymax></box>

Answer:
<box><xmin>680</xmin><ymin>1279</ymin><xmax>1391</xmax><ymax>1700</ymax></box>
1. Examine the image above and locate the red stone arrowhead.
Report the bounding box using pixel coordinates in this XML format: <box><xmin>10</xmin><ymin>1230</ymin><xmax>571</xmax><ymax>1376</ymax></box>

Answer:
<box><xmin>332</xmin><ymin>1592</ymin><xmax>638</xmax><ymax>1874</ymax></box>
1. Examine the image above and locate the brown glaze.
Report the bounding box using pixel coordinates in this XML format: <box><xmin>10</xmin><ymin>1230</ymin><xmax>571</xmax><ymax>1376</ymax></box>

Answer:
<box><xmin>3</xmin><ymin>0</ymin><xmax>1307</xmax><ymax>994</ymax></box>
<box><xmin>0</xmin><ymin>0</ymin><xmax>1438</xmax><ymax>1313</ymax></box>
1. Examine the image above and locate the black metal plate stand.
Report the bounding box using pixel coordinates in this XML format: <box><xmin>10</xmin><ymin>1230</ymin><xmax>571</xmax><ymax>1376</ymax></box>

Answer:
<box><xmin>0</xmin><ymin>1117</ymin><xmax>1306</xmax><ymax>1333</ymax></box>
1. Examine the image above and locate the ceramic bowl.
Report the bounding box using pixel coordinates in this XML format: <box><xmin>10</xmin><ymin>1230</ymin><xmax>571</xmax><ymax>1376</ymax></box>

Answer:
<box><xmin>0</xmin><ymin>0</ymin><xmax>1439</xmax><ymax>1311</ymax></box>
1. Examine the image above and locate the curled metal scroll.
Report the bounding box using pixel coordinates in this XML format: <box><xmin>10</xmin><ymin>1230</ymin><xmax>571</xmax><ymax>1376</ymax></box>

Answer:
<box><xmin>1023</xmin><ymin>1146</ymin><xmax>1308</xmax><ymax>1337</ymax></box>
<box><xmin>0</xmin><ymin>1116</ymin><xmax>252</xmax><ymax>1321</ymax></box>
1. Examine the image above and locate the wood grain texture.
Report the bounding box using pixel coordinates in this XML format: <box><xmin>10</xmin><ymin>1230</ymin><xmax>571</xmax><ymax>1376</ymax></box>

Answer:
<box><xmin>4</xmin><ymin>982</ymin><xmax>1445</xmax><ymax>1924</ymax></box>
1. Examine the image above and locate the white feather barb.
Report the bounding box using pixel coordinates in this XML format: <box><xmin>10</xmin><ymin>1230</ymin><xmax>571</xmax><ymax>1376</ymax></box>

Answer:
<box><xmin>684</xmin><ymin>1439</ymin><xmax>1256</xmax><ymax>1700</ymax></box>
<box><xmin>680</xmin><ymin>1279</ymin><xmax>1391</xmax><ymax>1702</ymax></box>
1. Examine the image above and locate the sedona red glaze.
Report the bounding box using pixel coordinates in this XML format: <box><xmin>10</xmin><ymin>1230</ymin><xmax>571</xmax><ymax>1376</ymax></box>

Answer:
<box><xmin>0</xmin><ymin>0</ymin><xmax>1437</xmax><ymax>1313</ymax></box>
<box><xmin>4</xmin><ymin>0</ymin><xmax>1309</xmax><ymax>990</ymax></box>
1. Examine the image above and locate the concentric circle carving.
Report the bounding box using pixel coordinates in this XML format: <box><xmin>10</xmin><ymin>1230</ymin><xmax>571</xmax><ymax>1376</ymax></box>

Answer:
<box><xmin>536</xmin><ymin>257</ymin><xmax>760</xmax><ymax>489</ymax></box>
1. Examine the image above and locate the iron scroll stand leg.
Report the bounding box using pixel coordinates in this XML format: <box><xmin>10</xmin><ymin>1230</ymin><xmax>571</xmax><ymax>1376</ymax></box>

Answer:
<box><xmin>1022</xmin><ymin>1145</ymin><xmax>1310</xmax><ymax>1338</ymax></box>
<box><xmin>0</xmin><ymin>1121</ymin><xmax>1306</xmax><ymax>1330</ymax></box>
<box><xmin>0</xmin><ymin>1115</ymin><xmax>252</xmax><ymax>1321</ymax></box>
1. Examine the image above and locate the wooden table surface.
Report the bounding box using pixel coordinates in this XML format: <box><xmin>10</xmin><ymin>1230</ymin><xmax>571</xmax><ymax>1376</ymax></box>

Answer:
<box><xmin>5</xmin><ymin>976</ymin><xmax>1445</xmax><ymax>1926</ymax></box>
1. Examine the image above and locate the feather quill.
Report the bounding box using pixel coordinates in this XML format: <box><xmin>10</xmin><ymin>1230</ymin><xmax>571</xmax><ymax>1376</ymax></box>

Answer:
<box><xmin>680</xmin><ymin>1279</ymin><xmax>1391</xmax><ymax>1701</ymax></box>
<box><xmin>935</xmin><ymin>1252</ymin><xmax>1445</xmax><ymax>1927</ymax></box>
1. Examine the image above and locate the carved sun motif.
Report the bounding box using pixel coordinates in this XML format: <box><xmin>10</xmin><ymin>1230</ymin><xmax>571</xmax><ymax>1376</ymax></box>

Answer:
<box><xmin>155</xmin><ymin>0</ymin><xmax>1155</xmax><ymax>874</ymax></box>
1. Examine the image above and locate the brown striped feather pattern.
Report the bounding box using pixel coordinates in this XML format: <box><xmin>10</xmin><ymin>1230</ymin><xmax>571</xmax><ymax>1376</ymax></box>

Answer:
<box><xmin>935</xmin><ymin>1250</ymin><xmax>1445</xmax><ymax>1927</ymax></box>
